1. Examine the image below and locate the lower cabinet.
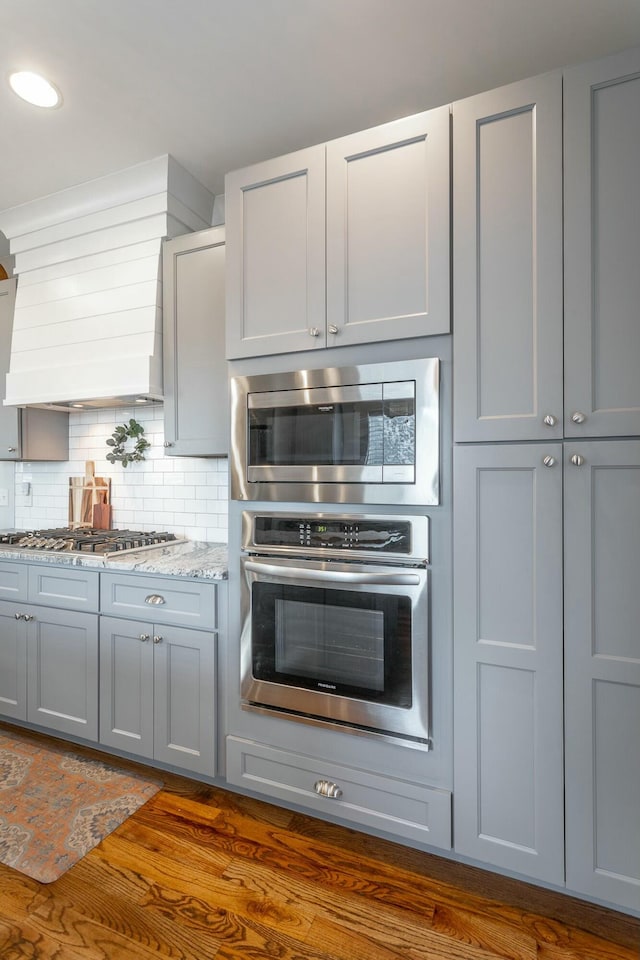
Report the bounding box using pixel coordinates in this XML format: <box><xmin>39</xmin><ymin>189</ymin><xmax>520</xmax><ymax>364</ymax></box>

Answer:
<box><xmin>226</xmin><ymin>736</ymin><xmax>452</xmax><ymax>850</ymax></box>
<box><xmin>453</xmin><ymin>443</ymin><xmax>565</xmax><ymax>884</ymax></box>
<box><xmin>454</xmin><ymin>440</ymin><xmax>640</xmax><ymax>914</ymax></box>
<box><xmin>100</xmin><ymin>615</ymin><xmax>216</xmax><ymax>777</ymax></box>
<box><xmin>564</xmin><ymin>440</ymin><xmax>640</xmax><ymax>914</ymax></box>
<box><xmin>0</xmin><ymin>565</ymin><xmax>100</xmax><ymax>740</ymax></box>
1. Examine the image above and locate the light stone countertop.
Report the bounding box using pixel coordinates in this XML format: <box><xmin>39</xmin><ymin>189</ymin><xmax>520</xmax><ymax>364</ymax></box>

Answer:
<box><xmin>0</xmin><ymin>539</ymin><xmax>228</xmax><ymax>580</ymax></box>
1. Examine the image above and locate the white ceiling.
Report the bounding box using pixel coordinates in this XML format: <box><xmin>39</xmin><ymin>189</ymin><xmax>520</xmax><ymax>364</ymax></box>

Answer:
<box><xmin>2</xmin><ymin>0</ymin><xmax>640</xmax><ymax>232</ymax></box>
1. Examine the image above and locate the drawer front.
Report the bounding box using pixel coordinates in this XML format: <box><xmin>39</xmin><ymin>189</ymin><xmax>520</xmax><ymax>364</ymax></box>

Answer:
<box><xmin>100</xmin><ymin>573</ymin><xmax>217</xmax><ymax>629</ymax></box>
<box><xmin>0</xmin><ymin>561</ymin><xmax>29</xmax><ymax>602</ymax></box>
<box><xmin>226</xmin><ymin>736</ymin><xmax>452</xmax><ymax>850</ymax></box>
<box><xmin>28</xmin><ymin>566</ymin><xmax>99</xmax><ymax>612</ymax></box>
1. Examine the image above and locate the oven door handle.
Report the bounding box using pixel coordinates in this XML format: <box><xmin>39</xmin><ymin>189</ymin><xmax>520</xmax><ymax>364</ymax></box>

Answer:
<box><xmin>243</xmin><ymin>558</ymin><xmax>422</xmax><ymax>586</ymax></box>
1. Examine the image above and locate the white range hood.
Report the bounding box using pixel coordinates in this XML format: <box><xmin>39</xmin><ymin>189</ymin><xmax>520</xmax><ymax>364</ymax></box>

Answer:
<box><xmin>0</xmin><ymin>155</ymin><xmax>214</xmax><ymax>409</ymax></box>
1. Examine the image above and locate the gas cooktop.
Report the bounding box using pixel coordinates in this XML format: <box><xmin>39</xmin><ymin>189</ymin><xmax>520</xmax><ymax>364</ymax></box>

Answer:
<box><xmin>0</xmin><ymin>528</ymin><xmax>182</xmax><ymax>556</ymax></box>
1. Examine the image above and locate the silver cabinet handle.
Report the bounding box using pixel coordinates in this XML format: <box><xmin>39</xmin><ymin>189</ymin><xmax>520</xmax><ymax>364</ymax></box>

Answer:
<box><xmin>543</xmin><ymin>455</ymin><xmax>556</xmax><ymax>467</ymax></box>
<box><xmin>153</xmin><ymin>635</ymin><xmax>163</xmax><ymax>644</ymax></box>
<box><xmin>244</xmin><ymin>558</ymin><xmax>422</xmax><ymax>586</ymax></box>
<box><xmin>314</xmin><ymin>779</ymin><xmax>342</xmax><ymax>800</ymax></box>
<box><xmin>542</xmin><ymin>414</ymin><xmax>557</xmax><ymax>427</ymax></box>
<box><xmin>571</xmin><ymin>411</ymin><xmax>586</xmax><ymax>424</ymax></box>
<box><xmin>163</xmin><ymin>441</ymin><xmax>174</xmax><ymax>448</ymax></box>
<box><xmin>309</xmin><ymin>327</ymin><xmax>320</xmax><ymax>337</ymax></box>
<box><xmin>570</xmin><ymin>454</ymin><xmax>585</xmax><ymax>466</ymax></box>
<box><xmin>328</xmin><ymin>324</ymin><xmax>338</xmax><ymax>335</ymax></box>
<box><xmin>138</xmin><ymin>633</ymin><xmax>150</xmax><ymax>642</ymax></box>
<box><xmin>145</xmin><ymin>594</ymin><xmax>166</xmax><ymax>605</ymax></box>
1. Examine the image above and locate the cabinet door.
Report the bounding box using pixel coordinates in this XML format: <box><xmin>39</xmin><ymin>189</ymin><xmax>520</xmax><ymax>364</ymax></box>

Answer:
<box><xmin>225</xmin><ymin>146</ymin><xmax>326</xmax><ymax>358</ymax></box>
<box><xmin>453</xmin><ymin>443</ymin><xmax>564</xmax><ymax>883</ymax></box>
<box><xmin>163</xmin><ymin>227</ymin><xmax>228</xmax><ymax>456</ymax></box>
<box><xmin>326</xmin><ymin>108</ymin><xmax>450</xmax><ymax>346</ymax></box>
<box><xmin>453</xmin><ymin>73</ymin><xmax>563</xmax><ymax>442</ymax></box>
<box><xmin>0</xmin><ymin>601</ymin><xmax>27</xmax><ymax>720</ymax></box>
<box><xmin>100</xmin><ymin>615</ymin><xmax>154</xmax><ymax>758</ymax></box>
<box><xmin>564</xmin><ymin>441</ymin><xmax>640</xmax><ymax>913</ymax></box>
<box><xmin>0</xmin><ymin>278</ymin><xmax>21</xmax><ymax>458</ymax></box>
<box><xmin>0</xmin><ymin>278</ymin><xmax>69</xmax><ymax>461</ymax></box>
<box><xmin>153</xmin><ymin>625</ymin><xmax>216</xmax><ymax>776</ymax></box>
<box><xmin>26</xmin><ymin>607</ymin><xmax>98</xmax><ymax>740</ymax></box>
<box><xmin>564</xmin><ymin>48</ymin><xmax>640</xmax><ymax>439</ymax></box>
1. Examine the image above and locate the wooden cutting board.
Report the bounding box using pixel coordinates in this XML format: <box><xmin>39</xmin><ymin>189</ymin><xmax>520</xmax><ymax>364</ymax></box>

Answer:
<box><xmin>69</xmin><ymin>461</ymin><xmax>111</xmax><ymax>528</ymax></box>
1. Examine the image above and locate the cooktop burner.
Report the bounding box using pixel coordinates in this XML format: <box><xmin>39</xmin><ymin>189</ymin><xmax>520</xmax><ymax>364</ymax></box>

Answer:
<box><xmin>0</xmin><ymin>528</ymin><xmax>180</xmax><ymax>555</ymax></box>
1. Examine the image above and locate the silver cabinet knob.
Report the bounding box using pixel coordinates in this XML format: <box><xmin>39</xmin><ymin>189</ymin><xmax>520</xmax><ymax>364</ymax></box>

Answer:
<box><xmin>328</xmin><ymin>324</ymin><xmax>339</xmax><ymax>335</ymax></box>
<box><xmin>163</xmin><ymin>441</ymin><xmax>174</xmax><ymax>448</ymax></box>
<box><xmin>7</xmin><ymin>447</ymin><xmax>16</xmax><ymax>452</ymax></box>
<box><xmin>314</xmin><ymin>779</ymin><xmax>342</xmax><ymax>800</ymax></box>
<box><xmin>570</xmin><ymin>454</ymin><xmax>585</xmax><ymax>466</ymax></box>
<box><xmin>571</xmin><ymin>411</ymin><xmax>586</xmax><ymax>424</ymax></box>
<box><xmin>542</xmin><ymin>414</ymin><xmax>557</xmax><ymax>427</ymax></box>
<box><xmin>153</xmin><ymin>635</ymin><xmax>163</xmax><ymax>645</ymax></box>
<box><xmin>145</xmin><ymin>594</ymin><xmax>166</xmax><ymax>605</ymax></box>
<box><xmin>309</xmin><ymin>327</ymin><xmax>320</xmax><ymax>338</ymax></box>
<box><xmin>22</xmin><ymin>614</ymin><xmax>34</xmax><ymax>622</ymax></box>
<box><xmin>543</xmin><ymin>455</ymin><xmax>556</xmax><ymax>467</ymax></box>
<box><xmin>14</xmin><ymin>612</ymin><xmax>22</xmax><ymax>620</ymax></box>
<box><xmin>138</xmin><ymin>633</ymin><xmax>150</xmax><ymax>642</ymax></box>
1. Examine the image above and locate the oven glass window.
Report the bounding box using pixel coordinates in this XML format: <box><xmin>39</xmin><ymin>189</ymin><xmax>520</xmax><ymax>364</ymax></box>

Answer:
<box><xmin>252</xmin><ymin>582</ymin><xmax>412</xmax><ymax>706</ymax></box>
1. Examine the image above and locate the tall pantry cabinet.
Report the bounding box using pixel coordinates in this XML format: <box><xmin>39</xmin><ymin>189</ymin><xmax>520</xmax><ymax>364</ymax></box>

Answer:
<box><xmin>453</xmin><ymin>47</ymin><xmax>640</xmax><ymax>913</ymax></box>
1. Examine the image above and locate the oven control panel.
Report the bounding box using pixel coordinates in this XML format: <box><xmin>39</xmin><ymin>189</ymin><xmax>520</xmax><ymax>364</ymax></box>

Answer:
<box><xmin>247</xmin><ymin>514</ymin><xmax>426</xmax><ymax>558</ymax></box>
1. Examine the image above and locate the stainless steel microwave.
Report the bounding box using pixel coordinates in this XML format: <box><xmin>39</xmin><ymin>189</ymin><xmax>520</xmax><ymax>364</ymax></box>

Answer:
<box><xmin>230</xmin><ymin>358</ymin><xmax>440</xmax><ymax>505</ymax></box>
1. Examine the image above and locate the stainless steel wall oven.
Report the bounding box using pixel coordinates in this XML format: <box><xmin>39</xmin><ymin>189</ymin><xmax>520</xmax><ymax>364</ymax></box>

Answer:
<box><xmin>230</xmin><ymin>358</ymin><xmax>440</xmax><ymax>505</ymax></box>
<box><xmin>240</xmin><ymin>511</ymin><xmax>431</xmax><ymax>747</ymax></box>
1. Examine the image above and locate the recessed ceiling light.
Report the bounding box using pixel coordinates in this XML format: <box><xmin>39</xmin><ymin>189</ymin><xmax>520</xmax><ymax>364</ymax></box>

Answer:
<box><xmin>8</xmin><ymin>71</ymin><xmax>62</xmax><ymax>108</ymax></box>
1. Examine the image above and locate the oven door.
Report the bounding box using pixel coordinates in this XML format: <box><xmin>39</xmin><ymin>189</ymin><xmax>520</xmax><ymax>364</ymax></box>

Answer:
<box><xmin>240</xmin><ymin>555</ymin><xmax>430</xmax><ymax>745</ymax></box>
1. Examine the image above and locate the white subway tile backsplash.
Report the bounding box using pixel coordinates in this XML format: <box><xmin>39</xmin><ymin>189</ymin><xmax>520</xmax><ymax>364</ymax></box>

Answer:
<box><xmin>14</xmin><ymin>405</ymin><xmax>229</xmax><ymax>542</ymax></box>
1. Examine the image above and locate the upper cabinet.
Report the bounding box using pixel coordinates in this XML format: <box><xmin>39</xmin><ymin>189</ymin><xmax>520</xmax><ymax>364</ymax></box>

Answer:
<box><xmin>225</xmin><ymin>109</ymin><xmax>450</xmax><ymax>359</ymax></box>
<box><xmin>453</xmin><ymin>73</ymin><xmax>564</xmax><ymax>443</ymax></box>
<box><xmin>162</xmin><ymin>227</ymin><xmax>227</xmax><ymax>457</ymax></box>
<box><xmin>564</xmin><ymin>47</ymin><xmax>640</xmax><ymax>438</ymax></box>
<box><xmin>0</xmin><ymin>277</ymin><xmax>68</xmax><ymax>461</ymax></box>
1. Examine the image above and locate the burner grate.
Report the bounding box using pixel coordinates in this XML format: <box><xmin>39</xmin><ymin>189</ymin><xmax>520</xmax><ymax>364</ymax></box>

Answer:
<box><xmin>0</xmin><ymin>529</ymin><xmax>179</xmax><ymax>554</ymax></box>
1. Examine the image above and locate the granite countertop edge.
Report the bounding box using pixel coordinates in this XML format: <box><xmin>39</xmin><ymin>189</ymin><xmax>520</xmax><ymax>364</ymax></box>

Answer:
<box><xmin>0</xmin><ymin>540</ymin><xmax>228</xmax><ymax>580</ymax></box>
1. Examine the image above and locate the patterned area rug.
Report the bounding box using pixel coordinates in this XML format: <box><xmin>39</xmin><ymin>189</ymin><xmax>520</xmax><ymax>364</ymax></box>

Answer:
<box><xmin>0</xmin><ymin>729</ymin><xmax>162</xmax><ymax>883</ymax></box>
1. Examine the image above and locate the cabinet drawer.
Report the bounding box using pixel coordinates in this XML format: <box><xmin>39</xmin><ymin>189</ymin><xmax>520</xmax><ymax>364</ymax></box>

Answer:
<box><xmin>226</xmin><ymin>736</ymin><xmax>451</xmax><ymax>850</ymax></box>
<box><xmin>0</xmin><ymin>561</ymin><xmax>29</xmax><ymax>602</ymax></box>
<box><xmin>100</xmin><ymin>573</ymin><xmax>217</xmax><ymax>629</ymax></box>
<box><xmin>28</xmin><ymin>566</ymin><xmax>99</xmax><ymax>612</ymax></box>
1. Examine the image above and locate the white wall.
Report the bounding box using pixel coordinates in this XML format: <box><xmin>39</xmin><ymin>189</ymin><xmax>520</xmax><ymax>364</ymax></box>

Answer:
<box><xmin>14</xmin><ymin>404</ymin><xmax>228</xmax><ymax>543</ymax></box>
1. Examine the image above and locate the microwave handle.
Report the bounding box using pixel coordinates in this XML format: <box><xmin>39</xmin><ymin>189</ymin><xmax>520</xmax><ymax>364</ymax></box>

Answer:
<box><xmin>243</xmin><ymin>558</ymin><xmax>422</xmax><ymax>586</ymax></box>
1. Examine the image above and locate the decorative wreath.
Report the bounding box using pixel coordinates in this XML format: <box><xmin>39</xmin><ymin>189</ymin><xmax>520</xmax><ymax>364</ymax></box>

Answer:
<box><xmin>106</xmin><ymin>418</ymin><xmax>150</xmax><ymax>468</ymax></box>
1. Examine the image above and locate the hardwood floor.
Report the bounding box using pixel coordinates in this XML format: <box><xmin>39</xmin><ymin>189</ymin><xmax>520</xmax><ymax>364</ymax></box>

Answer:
<box><xmin>0</xmin><ymin>725</ymin><xmax>638</xmax><ymax>960</ymax></box>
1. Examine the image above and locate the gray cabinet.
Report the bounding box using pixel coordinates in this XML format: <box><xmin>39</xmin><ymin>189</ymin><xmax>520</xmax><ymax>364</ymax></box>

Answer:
<box><xmin>226</xmin><ymin>737</ymin><xmax>452</xmax><ymax>850</ymax></box>
<box><xmin>564</xmin><ymin>47</ymin><xmax>640</xmax><ymax>439</ymax></box>
<box><xmin>162</xmin><ymin>227</ymin><xmax>228</xmax><ymax>456</ymax></box>
<box><xmin>0</xmin><ymin>277</ymin><xmax>69</xmax><ymax>461</ymax></box>
<box><xmin>453</xmin><ymin>443</ymin><xmax>565</xmax><ymax>883</ymax></box>
<box><xmin>100</xmin><ymin>616</ymin><xmax>216</xmax><ymax>776</ymax></box>
<box><xmin>0</xmin><ymin>563</ymin><xmax>99</xmax><ymax>739</ymax></box>
<box><xmin>0</xmin><ymin>600</ymin><xmax>27</xmax><ymax>720</ymax></box>
<box><xmin>26</xmin><ymin>606</ymin><xmax>98</xmax><ymax>740</ymax></box>
<box><xmin>453</xmin><ymin>72</ymin><xmax>563</xmax><ymax>443</ymax></box>
<box><xmin>226</xmin><ymin>108</ymin><xmax>450</xmax><ymax>358</ymax></box>
<box><xmin>99</xmin><ymin>573</ymin><xmax>218</xmax><ymax>776</ymax></box>
<box><xmin>564</xmin><ymin>441</ymin><xmax>640</xmax><ymax>913</ymax></box>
